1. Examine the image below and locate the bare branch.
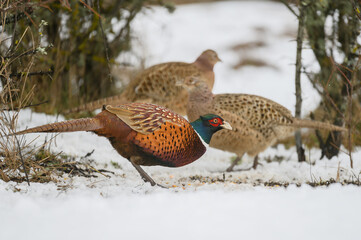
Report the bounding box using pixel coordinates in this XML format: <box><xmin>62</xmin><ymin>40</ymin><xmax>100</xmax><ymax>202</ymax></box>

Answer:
<box><xmin>9</xmin><ymin>69</ymin><xmax>54</xmax><ymax>79</ymax></box>
<box><xmin>294</xmin><ymin>1</ymin><xmax>305</xmax><ymax>162</ymax></box>
<box><xmin>2</xmin><ymin>100</ymin><xmax>49</xmax><ymax>111</ymax></box>
<box><xmin>97</xmin><ymin>0</ymin><xmax>112</xmax><ymax>82</ymax></box>
<box><xmin>279</xmin><ymin>0</ymin><xmax>299</xmax><ymax>18</ymax></box>
<box><xmin>79</xmin><ymin>0</ymin><xmax>102</xmax><ymax>18</ymax></box>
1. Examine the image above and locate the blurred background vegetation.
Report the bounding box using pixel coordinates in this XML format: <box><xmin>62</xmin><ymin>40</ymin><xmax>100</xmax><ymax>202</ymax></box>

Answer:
<box><xmin>1</xmin><ymin>0</ymin><xmax>174</xmax><ymax>114</ymax></box>
<box><xmin>302</xmin><ymin>0</ymin><xmax>361</xmax><ymax>157</ymax></box>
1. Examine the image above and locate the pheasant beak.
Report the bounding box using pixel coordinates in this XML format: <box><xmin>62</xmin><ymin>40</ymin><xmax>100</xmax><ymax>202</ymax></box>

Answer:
<box><xmin>220</xmin><ymin>121</ymin><xmax>232</xmax><ymax>130</ymax></box>
<box><xmin>217</xmin><ymin>56</ymin><xmax>222</xmax><ymax>63</ymax></box>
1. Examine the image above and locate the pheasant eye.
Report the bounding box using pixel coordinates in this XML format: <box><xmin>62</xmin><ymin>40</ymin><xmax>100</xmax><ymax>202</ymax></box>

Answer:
<box><xmin>209</xmin><ymin>118</ymin><xmax>221</xmax><ymax>127</ymax></box>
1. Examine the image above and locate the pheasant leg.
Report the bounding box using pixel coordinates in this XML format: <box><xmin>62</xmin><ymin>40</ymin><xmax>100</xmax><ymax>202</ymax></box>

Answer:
<box><xmin>252</xmin><ymin>155</ymin><xmax>259</xmax><ymax>169</ymax></box>
<box><xmin>226</xmin><ymin>155</ymin><xmax>260</xmax><ymax>172</ymax></box>
<box><xmin>130</xmin><ymin>157</ymin><xmax>167</xmax><ymax>188</ymax></box>
<box><xmin>234</xmin><ymin>155</ymin><xmax>261</xmax><ymax>171</ymax></box>
<box><xmin>226</xmin><ymin>155</ymin><xmax>242</xmax><ymax>172</ymax></box>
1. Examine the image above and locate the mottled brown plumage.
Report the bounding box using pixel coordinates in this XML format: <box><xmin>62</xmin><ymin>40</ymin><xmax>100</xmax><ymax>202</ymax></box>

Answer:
<box><xmin>15</xmin><ymin>103</ymin><xmax>230</xmax><ymax>186</ymax></box>
<box><xmin>65</xmin><ymin>50</ymin><xmax>221</xmax><ymax>115</ymax></box>
<box><xmin>181</xmin><ymin>77</ymin><xmax>346</xmax><ymax>171</ymax></box>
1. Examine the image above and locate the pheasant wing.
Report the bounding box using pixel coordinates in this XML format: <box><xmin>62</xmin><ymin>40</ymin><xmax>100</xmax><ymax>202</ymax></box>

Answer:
<box><xmin>131</xmin><ymin>63</ymin><xmax>192</xmax><ymax>100</ymax></box>
<box><xmin>105</xmin><ymin>103</ymin><xmax>185</xmax><ymax>135</ymax></box>
<box><xmin>213</xmin><ymin>94</ymin><xmax>294</xmax><ymax>130</ymax></box>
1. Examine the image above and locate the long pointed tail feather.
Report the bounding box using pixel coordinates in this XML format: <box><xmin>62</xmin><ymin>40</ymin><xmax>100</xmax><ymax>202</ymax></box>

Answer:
<box><xmin>291</xmin><ymin>119</ymin><xmax>346</xmax><ymax>132</ymax></box>
<box><xmin>64</xmin><ymin>93</ymin><xmax>128</xmax><ymax>114</ymax></box>
<box><xmin>13</xmin><ymin>118</ymin><xmax>102</xmax><ymax>135</ymax></box>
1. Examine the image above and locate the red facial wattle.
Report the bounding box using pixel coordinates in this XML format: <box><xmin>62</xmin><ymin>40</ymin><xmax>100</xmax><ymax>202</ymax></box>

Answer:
<box><xmin>209</xmin><ymin>118</ymin><xmax>222</xmax><ymax>127</ymax></box>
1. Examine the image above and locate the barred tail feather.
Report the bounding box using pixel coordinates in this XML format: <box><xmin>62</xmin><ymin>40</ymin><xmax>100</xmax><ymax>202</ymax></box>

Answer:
<box><xmin>292</xmin><ymin>119</ymin><xmax>346</xmax><ymax>132</ymax></box>
<box><xmin>14</xmin><ymin>118</ymin><xmax>102</xmax><ymax>135</ymax></box>
<box><xmin>64</xmin><ymin>93</ymin><xmax>128</xmax><ymax>114</ymax></box>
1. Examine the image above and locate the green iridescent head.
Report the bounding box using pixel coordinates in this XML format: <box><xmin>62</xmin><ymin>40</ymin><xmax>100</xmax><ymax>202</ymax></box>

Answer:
<box><xmin>190</xmin><ymin>114</ymin><xmax>232</xmax><ymax>144</ymax></box>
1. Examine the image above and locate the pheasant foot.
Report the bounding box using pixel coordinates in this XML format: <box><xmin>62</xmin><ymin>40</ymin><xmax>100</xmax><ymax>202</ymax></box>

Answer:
<box><xmin>130</xmin><ymin>157</ymin><xmax>167</xmax><ymax>188</ymax></box>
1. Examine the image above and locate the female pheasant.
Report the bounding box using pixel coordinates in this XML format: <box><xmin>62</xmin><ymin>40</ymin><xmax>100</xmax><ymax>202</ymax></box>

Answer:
<box><xmin>14</xmin><ymin>103</ymin><xmax>231</xmax><ymax>187</ymax></box>
<box><xmin>179</xmin><ymin>77</ymin><xmax>346</xmax><ymax>172</ymax></box>
<box><xmin>65</xmin><ymin>50</ymin><xmax>221</xmax><ymax>115</ymax></box>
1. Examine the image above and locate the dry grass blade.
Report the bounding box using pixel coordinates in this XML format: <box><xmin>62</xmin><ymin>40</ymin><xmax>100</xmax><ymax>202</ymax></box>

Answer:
<box><xmin>14</xmin><ymin>135</ymin><xmax>30</xmax><ymax>185</ymax></box>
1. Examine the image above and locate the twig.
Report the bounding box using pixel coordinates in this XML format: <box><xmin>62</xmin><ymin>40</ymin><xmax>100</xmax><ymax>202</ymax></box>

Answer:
<box><xmin>0</xmin><ymin>7</ymin><xmax>32</xmax><ymax>26</ymax></box>
<box><xmin>0</xmin><ymin>3</ymin><xmax>32</xmax><ymax>13</ymax></box>
<box><xmin>2</xmin><ymin>100</ymin><xmax>49</xmax><ymax>111</ymax></box>
<box><xmin>279</xmin><ymin>0</ymin><xmax>299</xmax><ymax>18</ymax></box>
<box><xmin>0</xmin><ymin>0</ymin><xmax>60</xmax><ymax>13</ymax></box>
<box><xmin>9</xmin><ymin>70</ymin><xmax>54</xmax><ymax>78</ymax></box>
<box><xmin>97</xmin><ymin>0</ymin><xmax>112</xmax><ymax>82</ymax></box>
<box><xmin>79</xmin><ymin>0</ymin><xmax>102</xmax><ymax>18</ymax></box>
<box><xmin>322</xmin><ymin>67</ymin><xmax>345</xmax><ymax>118</ymax></box>
<box><xmin>84</xmin><ymin>164</ymin><xmax>111</xmax><ymax>178</ymax></box>
<box><xmin>330</xmin><ymin>57</ymin><xmax>352</xmax><ymax>86</ymax></box>
<box><xmin>302</xmin><ymin>68</ymin><xmax>323</xmax><ymax>95</ymax></box>
<box><xmin>14</xmin><ymin>136</ymin><xmax>30</xmax><ymax>186</ymax></box>
<box><xmin>351</xmin><ymin>0</ymin><xmax>361</xmax><ymax>21</ymax></box>
<box><xmin>294</xmin><ymin>1</ymin><xmax>305</xmax><ymax>162</ymax></box>
<box><xmin>81</xmin><ymin>149</ymin><xmax>95</xmax><ymax>159</ymax></box>
<box><xmin>112</xmin><ymin>5</ymin><xmax>139</xmax><ymax>44</ymax></box>
<box><xmin>3</xmin><ymin>48</ymin><xmax>37</xmax><ymax>59</ymax></box>
<box><xmin>330</xmin><ymin>56</ymin><xmax>357</xmax><ymax>168</ymax></box>
<box><xmin>4</xmin><ymin>9</ymin><xmax>19</xmax><ymax>58</ymax></box>
<box><xmin>345</xmin><ymin>79</ymin><xmax>353</xmax><ymax>168</ymax></box>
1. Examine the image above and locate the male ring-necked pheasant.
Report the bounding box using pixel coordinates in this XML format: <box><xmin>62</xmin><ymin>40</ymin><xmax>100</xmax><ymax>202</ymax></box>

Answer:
<box><xmin>14</xmin><ymin>103</ymin><xmax>231</xmax><ymax>187</ymax></box>
<box><xmin>179</xmin><ymin>77</ymin><xmax>346</xmax><ymax>172</ymax></box>
<box><xmin>65</xmin><ymin>50</ymin><xmax>221</xmax><ymax>115</ymax></box>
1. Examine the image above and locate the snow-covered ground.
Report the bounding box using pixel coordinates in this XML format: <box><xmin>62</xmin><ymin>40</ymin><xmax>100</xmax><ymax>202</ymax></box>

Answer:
<box><xmin>1</xmin><ymin>1</ymin><xmax>360</xmax><ymax>240</ymax></box>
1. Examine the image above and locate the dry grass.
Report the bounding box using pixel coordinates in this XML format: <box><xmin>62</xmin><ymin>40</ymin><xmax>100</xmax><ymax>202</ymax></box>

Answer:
<box><xmin>0</xmin><ymin>82</ymin><xmax>112</xmax><ymax>184</ymax></box>
<box><xmin>0</xmin><ymin>106</ymin><xmax>113</xmax><ymax>184</ymax></box>
<box><xmin>0</xmin><ymin>1</ymin><xmax>108</xmax><ymax>184</ymax></box>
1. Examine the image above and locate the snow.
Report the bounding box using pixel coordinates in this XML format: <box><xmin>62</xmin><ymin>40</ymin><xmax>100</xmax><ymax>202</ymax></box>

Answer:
<box><xmin>0</xmin><ymin>1</ymin><xmax>360</xmax><ymax>240</ymax></box>
<box><xmin>1</xmin><ymin>184</ymin><xmax>360</xmax><ymax>240</ymax></box>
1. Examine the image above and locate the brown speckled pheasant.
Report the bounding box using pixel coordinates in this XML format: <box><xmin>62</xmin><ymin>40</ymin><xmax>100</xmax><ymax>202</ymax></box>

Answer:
<box><xmin>180</xmin><ymin>77</ymin><xmax>346</xmax><ymax>172</ymax></box>
<box><xmin>65</xmin><ymin>50</ymin><xmax>221</xmax><ymax>115</ymax></box>
<box><xmin>14</xmin><ymin>103</ymin><xmax>231</xmax><ymax>187</ymax></box>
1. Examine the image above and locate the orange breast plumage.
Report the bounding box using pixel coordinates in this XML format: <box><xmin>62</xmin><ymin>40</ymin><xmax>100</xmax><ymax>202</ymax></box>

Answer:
<box><xmin>132</xmin><ymin>120</ymin><xmax>206</xmax><ymax>167</ymax></box>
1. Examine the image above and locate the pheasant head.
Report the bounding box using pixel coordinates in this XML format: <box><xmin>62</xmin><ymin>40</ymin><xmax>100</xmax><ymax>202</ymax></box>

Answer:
<box><xmin>195</xmin><ymin>49</ymin><xmax>222</xmax><ymax>69</ymax></box>
<box><xmin>190</xmin><ymin>114</ymin><xmax>232</xmax><ymax>144</ymax></box>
